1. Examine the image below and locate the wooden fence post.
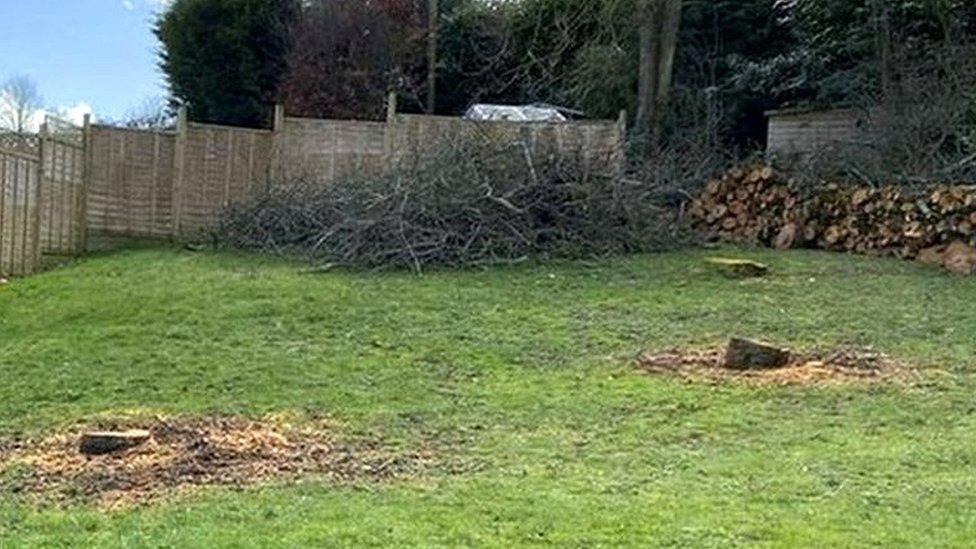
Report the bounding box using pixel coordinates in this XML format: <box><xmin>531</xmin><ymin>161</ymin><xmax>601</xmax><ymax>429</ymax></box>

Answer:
<box><xmin>32</xmin><ymin>122</ymin><xmax>48</xmax><ymax>273</ymax></box>
<box><xmin>616</xmin><ymin>109</ymin><xmax>628</xmax><ymax>176</ymax></box>
<box><xmin>384</xmin><ymin>92</ymin><xmax>398</xmax><ymax>170</ymax></box>
<box><xmin>79</xmin><ymin>113</ymin><xmax>91</xmax><ymax>253</ymax></box>
<box><xmin>271</xmin><ymin>104</ymin><xmax>286</xmax><ymax>186</ymax></box>
<box><xmin>172</xmin><ymin>106</ymin><xmax>188</xmax><ymax>239</ymax></box>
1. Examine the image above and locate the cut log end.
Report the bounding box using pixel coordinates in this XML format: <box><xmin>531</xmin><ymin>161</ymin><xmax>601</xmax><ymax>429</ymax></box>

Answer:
<box><xmin>723</xmin><ymin>338</ymin><xmax>790</xmax><ymax>370</ymax></box>
<box><xmin>80</xmin><ymin>430</ymin><xmax>151</xmax><ymax>456</ymax></box>
<box><xmin>942</xmin><ymin>241</ymin><xmax>976</xmax><ymax>276</ymax></box>
<box><xmin>690</xmin><ymin>164</ymin><xmax>976</xmax><ymax>277</ymax></box>
<box><xmin>706</xmin><ymin>258</ymin><xmax>770</xmax><ymax>278</ymax></box>
<box><xmin>774</xmin><ymin>223</ymin><xmax>798</xmax><ymax>250</ymax></box>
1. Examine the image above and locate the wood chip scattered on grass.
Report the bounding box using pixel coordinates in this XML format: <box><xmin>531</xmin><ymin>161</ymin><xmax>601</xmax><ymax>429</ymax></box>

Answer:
<box><xmin>0</xmin><ymin>416</ymin><xmax>428</xmax><ymax>509</ymax></box>
<box><xmin>637</xmin><ymin>346</ymin><xmax>920</xmax><ymax>386</ymax></box>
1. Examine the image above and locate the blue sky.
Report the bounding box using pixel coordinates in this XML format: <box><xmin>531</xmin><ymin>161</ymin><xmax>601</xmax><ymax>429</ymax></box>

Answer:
<box><xmin>0</xmin><ymin>0</ymin><xmax>169</xmax><ymax>122</ymax></box>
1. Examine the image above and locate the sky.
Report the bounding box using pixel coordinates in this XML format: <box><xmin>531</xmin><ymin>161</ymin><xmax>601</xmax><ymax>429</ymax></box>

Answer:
<box><xmin>0</xmin><ymin>0</ymin><xmax>170</xmax><ymax>125</ymax></box>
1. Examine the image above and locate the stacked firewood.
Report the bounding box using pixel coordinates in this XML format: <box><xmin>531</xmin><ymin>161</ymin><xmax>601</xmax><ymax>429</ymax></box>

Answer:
<box><xmin>689</xmin><ymin>165</ymin><xmax>976</xmax><ymax>274</ymax></box>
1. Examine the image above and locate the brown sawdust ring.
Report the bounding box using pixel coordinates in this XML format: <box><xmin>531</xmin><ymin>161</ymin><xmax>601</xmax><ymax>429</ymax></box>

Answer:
<box><xmin>0</xmin><ymin>415</ymin><xmax>431</xmax><ymax>509</ymax></box>
<box><xmin>637</xmin><ymin>346</ymin><xmax>922</xmax><ymax>387</ymax></box>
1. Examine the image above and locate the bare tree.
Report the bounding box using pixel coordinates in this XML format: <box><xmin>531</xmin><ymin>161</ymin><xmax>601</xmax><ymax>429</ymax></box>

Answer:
<box><xmin>635</xmin><ymin>0</ymin><xmax>683</xmax><ymax>152</ymax></box>
<box><xmin>118</xmin><ymin>96</ymin><xmax>174</xmax><ymax>130</ymax></box>
<box><xmin>0</xmin><ymin>76</ymin><xmax>43</xmax><ymax>132</ymax></box>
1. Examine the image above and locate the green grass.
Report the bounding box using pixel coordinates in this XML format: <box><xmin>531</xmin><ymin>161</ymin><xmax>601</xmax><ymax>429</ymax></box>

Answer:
<box><xmin>2</xmin><ymin>245</ymin><xmax>976</xmax><ymax>547</ymax></box>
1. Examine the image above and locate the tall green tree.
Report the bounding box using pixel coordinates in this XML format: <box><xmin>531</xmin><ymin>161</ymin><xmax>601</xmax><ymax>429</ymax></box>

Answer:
<box><xmin>505</xmin><ymin>0</ymin><xmax>794</xmax><ymax>148</ymax></box>
<box><xmin>155</xmin><ymin>0</ymin><xmax>299</xmax><ymax>127</ymax></box>
<box><xmin>677</xmin><ymin>0</ymin><xmax>796</xmax><ymax>147</ymax></box>
<box><xmin>435</xmin><ymin>0</ymin><xmax>521</xmax><ymax>113</ymax></box>
<box><xmin>730</xmin><ymin>0</ymin><xmax>976</xmax><ymax>110</ymax></box>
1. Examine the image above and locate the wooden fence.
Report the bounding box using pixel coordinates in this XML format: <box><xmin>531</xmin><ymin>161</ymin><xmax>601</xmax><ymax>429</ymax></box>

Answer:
<box><xmin>277</xmin><ymin>116</ymin><xmax>386</xmax><ymax>186</ymax></box>
<box><xmin>177</xmin><ymin>122</ymin><xmax>273</xmax><ymax>235</ymax></box>
<box><xmin>389</xmin><ymin>113</ymin><xmax>624</xmax><ymax>172</ymax></box>
<box><xmin>88</xmin><ymin>121</ymin><xmax>274</xmax><ymax>239</ymax></box>
<box><xmin>88</xmin><ymin>104</ymin><xmax>625</xmax><ymax>242</ymax></box>
<box><xmin>87</xmin><ymin>126</ymin><xmax>177</xmax><ymax>239</ymax></box>
<box><xmin>39</xmin><ymin>117</ymin><xmax>88</xmax><ymax>256</ymax></box>
<box><xmin>3</xmin><ymin>105</ymin><xmax>625</xmax><ymax>276</ymax></box>
<box><xmin>0</xmin><ymin>118</ymin><xmax>89</xmax><ymax>277</ymax></box>
<box><xmin>766</xmin><ymin>108</ymin><xmax>861</xmax><ymax>156</ymax></box>
<box><xmin>0</xmin><ymin>137</ymin><xmax>42</xmax><ymax>276</ymax></box>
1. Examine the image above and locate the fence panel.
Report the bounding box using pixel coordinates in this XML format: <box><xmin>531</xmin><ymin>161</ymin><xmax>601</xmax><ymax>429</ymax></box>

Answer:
<box><xmin>176</xmin><ymin>123</ymin><xmax>273</xmax><ymax>236</ymax></box>
<box><xmin>83</xmin><ymin>110</ymin><xmax>623</xmax><ymax>243</ymax></box>
<box><xmin>88</xmin><ymin>126</ymin><xmax>176</xmax><ymax>238</ymax></box>
<box><xmin>280</xmin><ymin>117</ymin><xmax>386</xmax><ymax>186</ymax></box>
<box><xmin>391</xmin><ymin>114</ymin><xmax>623</xmax><ymax>173</ymax></box>
<box><xmin>0</xmin><ymin>139</ymin><xmax>42</xmax><ymax>277</ymax></box>
<box><xmin>766</xmin><ymin>108</ymin><xmax>861</xmax><ymax>156</ymax></box>
<box><xmin>39</xmin><ymin>117</ymin><xmax>88</xmax><ymax>255</ymax></box>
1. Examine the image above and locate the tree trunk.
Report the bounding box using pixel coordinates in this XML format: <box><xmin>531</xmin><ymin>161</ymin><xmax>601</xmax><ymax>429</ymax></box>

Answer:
<box><xmin>652</xmin><ymin>0</ymin><xmax>683</xmax><ymax>148</ymax></box>
<box><xmin>636</xmin><ymin>0</ymin><xmax>659</xmax><ymax>142</ymax></box>
<box><xmin>874</xmin><ymin>0</ymin><xmax>892</xmax><ymax>100</ymax></box>
<box><xmin>635</xmin><ymin>0</ymin><xmax>683</xmax><ymax>154</ymax></box>
<box><xmin>427</xmin><ymin>0</ymin><xmax>439</xmax><ymax>114</ymax></box>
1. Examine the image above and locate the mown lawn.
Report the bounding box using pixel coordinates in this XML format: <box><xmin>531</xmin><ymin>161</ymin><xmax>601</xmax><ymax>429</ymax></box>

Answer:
<box><xmin>1</xmin><ymin>245</ymin><xmax>975</xmax><ymax>547</ymax></box>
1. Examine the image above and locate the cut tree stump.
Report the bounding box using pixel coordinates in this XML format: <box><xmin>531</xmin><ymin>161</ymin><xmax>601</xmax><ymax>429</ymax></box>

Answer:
<box><xmin>723</xmin><ymin>338</ymin><xmax>790</xmax><ymax>370</ymax></box>
<box><xmin>706</xmin><ymin>258</ymin><xmax>769</xmax><ymax>278</ymax></box>
<box><xmin>80</xmin><ymin>430</ymin><xmax>151</xmax><ymax>456</ymax></box>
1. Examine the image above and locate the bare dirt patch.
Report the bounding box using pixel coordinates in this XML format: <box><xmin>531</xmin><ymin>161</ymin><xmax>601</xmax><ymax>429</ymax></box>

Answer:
<box><xmin>637</xmin><ymin>346</ymin><xmax>920</xmax><ymax>387</ymax></box>
<box><xmin>0</xmin><ymin>416</ymin><xmax>427</xmax><ymax>508</ymax></box>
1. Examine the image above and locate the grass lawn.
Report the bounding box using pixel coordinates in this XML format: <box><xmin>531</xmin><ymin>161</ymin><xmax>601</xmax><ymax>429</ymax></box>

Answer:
<box><xmin>2</xmin><ymin>245</ymin><xmax>976</xmax><ymax>547</ymax></box>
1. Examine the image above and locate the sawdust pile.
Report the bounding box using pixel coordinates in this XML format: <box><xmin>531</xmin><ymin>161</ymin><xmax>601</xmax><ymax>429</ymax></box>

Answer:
<box><xmin>638</xmin><ymin>346</ymin><xmax>919</xmax><ymax>386</ymax></box>
<box><xmin>0</xmin><ymin>416</ymin><xmax>426</xmax><ymax>508</ymax></box>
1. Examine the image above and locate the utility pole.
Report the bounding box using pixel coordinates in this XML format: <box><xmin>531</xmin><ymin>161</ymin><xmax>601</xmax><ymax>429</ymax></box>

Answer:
<box><xmin>427</xmin><ymin>0</ymin><xmax>439</xmax><ymax>114</ymax></box>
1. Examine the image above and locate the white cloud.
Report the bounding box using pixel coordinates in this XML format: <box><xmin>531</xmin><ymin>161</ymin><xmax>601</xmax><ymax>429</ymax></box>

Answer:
<box><xmin>1</xmin><ymin>82</ymin><xmax>93</xmax><ymax>133</ymax></box>
<box><xmin>10</xmin><ymin>103</ymin><xmax>94</xmax><ymax>133</ymax></box>
<box><xmin>54</xmin><ymin>103</ymin><xmax>94</xmax><ymax>127</ymax></box>
<box><xmin>122</xmin><ymin>0</ymin><xmax>171</xmax><ymax>12</ymax></box>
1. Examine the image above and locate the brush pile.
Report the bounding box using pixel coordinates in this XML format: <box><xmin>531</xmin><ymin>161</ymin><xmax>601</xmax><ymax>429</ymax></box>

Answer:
<box><xmin>217</xmin><ymin>136</ymin><xmax>689</xmax><ymax>271</ymax></box>
<box><xmin>689</xmin><ymin>165</ymin><xmax>976</xmax><ymax>274</ymax></box>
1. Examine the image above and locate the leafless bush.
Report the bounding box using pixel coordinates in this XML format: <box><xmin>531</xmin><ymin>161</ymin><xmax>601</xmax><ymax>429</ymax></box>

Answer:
<box><xmin>216</xmin><ymin>133</ymin><xmax>695</xmax><ymax>271</ymax></box>
<box><xmin>632</xmin><ymin>102</ymin><xmax>733</xmax><ymax>200</ymax></box>
<box><xmin>773</xmin><ymin>41</ymin><xmax>976</xmax><ymax>191</ymax></box>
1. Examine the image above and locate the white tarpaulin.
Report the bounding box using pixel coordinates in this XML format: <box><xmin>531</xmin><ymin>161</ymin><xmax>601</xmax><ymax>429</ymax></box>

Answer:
<box><xmin>464</xmin><ymin>104</ymin><xmax>567</xmax><ymax>122</ymax></box>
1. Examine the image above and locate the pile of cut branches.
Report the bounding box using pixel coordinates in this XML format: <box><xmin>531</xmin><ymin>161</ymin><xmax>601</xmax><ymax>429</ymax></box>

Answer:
<box><xmin>217</xmin><ymin>136</ymin><xmax>690</xmax><ymax>271</ymax></box>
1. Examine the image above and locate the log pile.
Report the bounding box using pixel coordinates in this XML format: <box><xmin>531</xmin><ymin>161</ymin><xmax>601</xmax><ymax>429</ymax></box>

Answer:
<box><xmin>689</xmin><ymin>165</ymin><xmax>976</xmax><ymax>274</ymax></box>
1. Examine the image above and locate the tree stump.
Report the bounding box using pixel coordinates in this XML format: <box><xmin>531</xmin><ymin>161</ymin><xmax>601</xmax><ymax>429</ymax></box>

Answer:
<box><xmin>723</xmin><ymin>338</ymin><xmax>790</xmax><ymax>370</ymax></box>
<box><xmin>706</xmin><ymin>258</ymin><xmax>769</xmax><ymax>278</ymax></box>
<box><xmin>80</xmin><ymin>430</ymin><xmax>151</xmax><ymax>456</ymax></box>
